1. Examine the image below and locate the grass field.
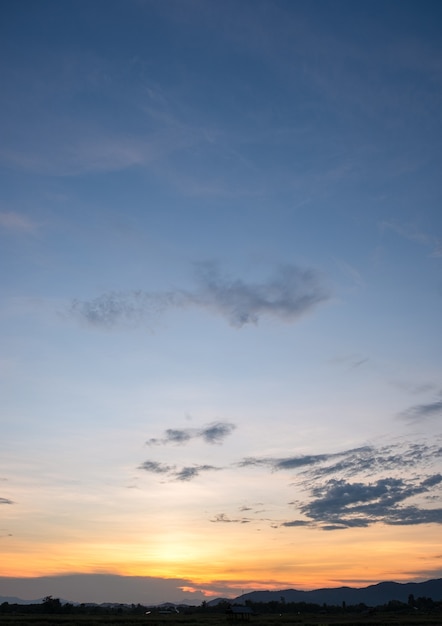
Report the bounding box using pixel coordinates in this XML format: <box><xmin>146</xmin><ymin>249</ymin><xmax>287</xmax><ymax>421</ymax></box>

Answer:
<box><xmin>0</xmin><ymin>612</ymin><xmax>441</xmax><ymax>626</ymax></box>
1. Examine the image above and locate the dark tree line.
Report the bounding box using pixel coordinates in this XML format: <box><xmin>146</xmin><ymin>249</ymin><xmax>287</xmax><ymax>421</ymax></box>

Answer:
<box><xmin>1</xmin><ymin>594</ymin><xmax>441</xmax><ymax>616</ymax></box>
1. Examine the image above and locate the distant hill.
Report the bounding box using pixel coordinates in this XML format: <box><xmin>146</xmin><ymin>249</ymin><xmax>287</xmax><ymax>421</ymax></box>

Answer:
<box><xmin>1</xmin><ymin>578</ymin><xmax>441</xmax><ymax>608</ymax></box>
<box><xmin>0</xmin><ymin>596</ymin><xmax>43</xmax><ymax>605</ymax></box>
<box><xmin>0</xmin><ymin>596</ymin><xmax>73</xmax><ymax>606</ymax></box>
<box><xmin>235</xmin><ymin>579</ymin><xmax>442</xmax><ymax>607</ymax></box>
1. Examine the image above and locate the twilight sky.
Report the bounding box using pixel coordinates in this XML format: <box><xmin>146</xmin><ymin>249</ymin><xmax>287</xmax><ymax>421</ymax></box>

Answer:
<box><xmin>1</xmin><ymin>0</ymin><xmax>442</xmax><ymax>606</ymax></box>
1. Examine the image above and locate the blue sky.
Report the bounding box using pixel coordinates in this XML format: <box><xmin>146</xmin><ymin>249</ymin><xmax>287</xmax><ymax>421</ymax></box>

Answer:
<box><xmin>1</xmin><ymin>0</ymin><xmax>442</xmax><ymax>605</ymax></box>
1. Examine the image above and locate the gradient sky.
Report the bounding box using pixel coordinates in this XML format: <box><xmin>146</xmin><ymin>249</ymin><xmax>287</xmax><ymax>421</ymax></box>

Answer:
<box><xmin>1</xmin><ymin>0</ymin><xmax>442</xmax><ymax>606</ymax></box>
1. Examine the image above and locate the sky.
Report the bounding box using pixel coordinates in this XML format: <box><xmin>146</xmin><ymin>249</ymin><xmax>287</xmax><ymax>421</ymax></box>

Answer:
<box><xmin>1</xmin><ymin>0</ymin><xmax>442</xmax><ymax>606</ymax></box>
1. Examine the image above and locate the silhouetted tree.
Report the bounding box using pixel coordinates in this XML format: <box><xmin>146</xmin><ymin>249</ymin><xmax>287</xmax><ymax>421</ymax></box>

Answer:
<box><xmin>42</xmin><ymin>596</ymin><xmax>62</xmax><ymax>613</ymax></box>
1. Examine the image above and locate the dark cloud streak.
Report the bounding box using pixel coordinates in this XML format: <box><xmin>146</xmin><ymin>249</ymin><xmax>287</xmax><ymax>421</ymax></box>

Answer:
<box><xmin>138</xmin><ymin>461</ymin><xmax>174</xmax><ymax>474</ymax></box>
<box><xmin>400</xmin><ymin>399</ymin><xmax>442</xmax><ymax>422</ymax></box>
<box><xmin>139</xmin><ymin>460</ymin><xmax>221</xmax><ymax>482</ymax></box>
<box><xmin>146</xmin><ymin>422</ymin><xmax>236</xmax><ymax>447</ymax></box>
<box><xmin>210</xmin><ymin>513</ymin><xmax>251</xmax><ymax>523</ymax></box>
<box><xmin>173</xmin><ymin>464</ymin><xmax>219</xmax><ymax>481</ymax></box>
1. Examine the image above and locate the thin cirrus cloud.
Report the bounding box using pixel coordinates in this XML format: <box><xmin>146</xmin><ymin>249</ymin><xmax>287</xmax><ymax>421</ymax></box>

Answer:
<box><xmin>69</xmin><ymin>262</ymin><xmax>329</xmax><ymax>329</ymax></box>
<box><xmin>237</xmin><ymin>448</ymin><xmax>371</xmax><ymax>472</ymax></box>
<box><xmin>0</xmin><ymin>211</ymin><xmax>36</xmax><ymax>233</ymax></box>
<box><xmin>146</xmin><ymin>422</ymin><xmax>236</xmax><ymax>447</ymax></box>
<box><xmin>240</xmin><ymin>442</ymin><xmax>442</xmax><ymax>479</ymax></box>
<box><xmin>379</xmin><ymin>220</ymin><xmax>442</xmax><ymax>258</ymax></box>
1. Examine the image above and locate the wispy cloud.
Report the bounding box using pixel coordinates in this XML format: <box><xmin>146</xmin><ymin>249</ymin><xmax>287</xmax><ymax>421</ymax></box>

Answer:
<box><xmin>281</xmin><ymin>519</ymin><xmax>310</xmax><ymax>527</ymax></box>
<box><xmin>399</xmin><ymin>397</ymin><xmax>442</xmax><ymax>422</ymax></box>
<box><xmin>0</xmin><ymin>498</ymin><xmax>13</xmax><ymax>505</ymax></box>
<box><xmin>201</xmin><ymin>422</ymin><xmax>235</xmax><ymax>444</ymax></box>
<box><xmin>0</xmin><ymin>211</ymin><xmax>36</xmax><ymax>233</ymax></box>
<box><xmin>174</xmin><ymin>465</ymin><xmax>220</xmax><ymax>481</ymax></box>
<box><xmin>379</xmin><ymin>220</ymin><xmax>442</xmax><ymax>258</ymax></box>
<box><xmin>69</xmin><ymin>262</ymin><xmax>329</xmax><ymax>329</ymax></box>
<box><xmin>190</xmin><ymin>262</ymin><xmax>329</xmax><ymax>327</ymax></box>
<box><xmin>140</xmin><ymin>421</ymin><xmax>234</xmax><ymax>482</ymax></box>
<box><xmin>238</xmin><ymin>447</ymin><xmax>371</xmax><ymax>473</ymax></box>
<box><xmin>138</xmin><ymin>461</ymin><xmax>174</xmax><ymax>474</ymax></box>
<box><xmin>0</xmin><ymin>114</ymin><xmax>199</xmax><ymax>177</ymax></box>
<box><xmin>300</xmin><ymin>443</ymin><xmax>441</xmax><ymax>482</ymax></box>
<box><xmin>334</xmin><ymin>258</ymin><xmax>364</xmax><ymax>287</ymax></box>
<box><xmin>390</xmin><ymin>380</ymin><xmax>437</xmax><ymax>395</ymax></box>
<box><xmin>146</xmin><ymin>422</ymin><xmax>236</xmax><ymax>446</ymax></box>
<box><xmin>274</xmin><ymin>454</ymin><xmax>334</xmax><ymax>471</ymax></box>
<box><xmin>210</xmin><ymin>513</ymin><xmax>251</xmax><ymax>524</ymax></box>
<box><xmin>70</xmin><ymin>291</ymin><xmax>180</xmax><ymax>329</ymax></box>
<box><xmin>329</xmin><ymin>353</ymin><xmax>369</xmax><ymax>370</ymax></box>
<box><xmin>139</xmin><ymin>460</ymin><xmax>220</xmax><ymax>482</ymax></box>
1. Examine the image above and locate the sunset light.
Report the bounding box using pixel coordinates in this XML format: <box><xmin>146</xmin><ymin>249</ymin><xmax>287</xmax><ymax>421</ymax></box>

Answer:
<box><xmin>1</xmin><ymin>0</ymin><xmax>441</xmax><ymax>608</ymax></box>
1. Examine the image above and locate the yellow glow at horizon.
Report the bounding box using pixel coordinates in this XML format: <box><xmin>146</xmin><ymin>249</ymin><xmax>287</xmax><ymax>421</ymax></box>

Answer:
<box><xmin>2</xmin><ymin>523</ymin><xmax>441</xmax><ymax>591</ymax></box>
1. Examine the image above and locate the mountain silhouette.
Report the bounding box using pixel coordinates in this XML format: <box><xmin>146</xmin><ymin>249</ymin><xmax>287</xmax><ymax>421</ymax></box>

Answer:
<box><xmin>234</xmin><ymin>579</ymin><xmax>442</xmax><ymax>607</ymax></box>
<box><xmin>1</xmin><ymin>578</ymin><xmax>441</xmax><ymax>608</ymax></box>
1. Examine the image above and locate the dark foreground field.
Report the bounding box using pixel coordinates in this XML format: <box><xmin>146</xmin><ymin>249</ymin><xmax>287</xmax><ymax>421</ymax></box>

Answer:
<box><xmin>0</xmin><ymin>612</ymin><xmax>441</xmax><ymax>626</ymax></box>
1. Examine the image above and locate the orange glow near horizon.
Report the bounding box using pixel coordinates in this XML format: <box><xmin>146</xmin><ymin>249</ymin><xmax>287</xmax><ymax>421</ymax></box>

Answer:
<box><xmin>2</xmin><ymin>522</ymin><xmax>441</xmax><ymax>591</ymax></box>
